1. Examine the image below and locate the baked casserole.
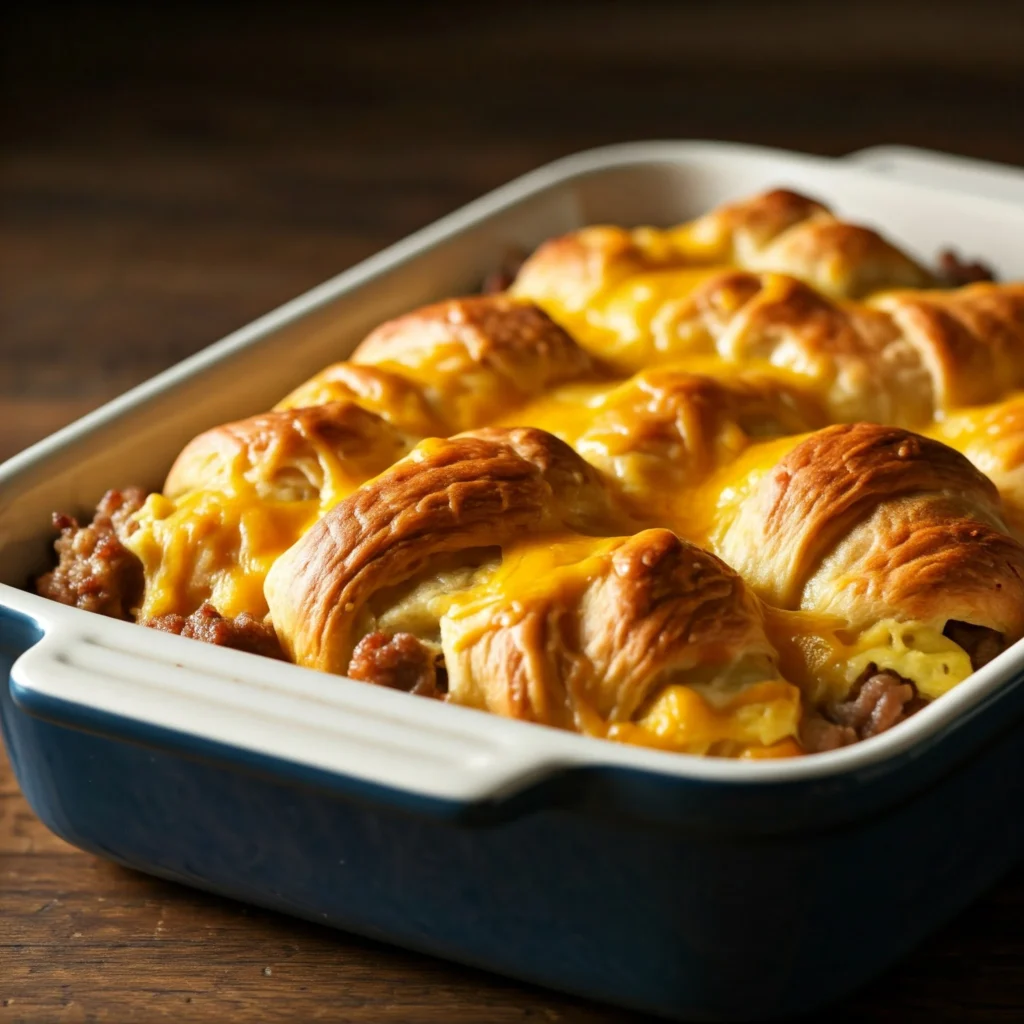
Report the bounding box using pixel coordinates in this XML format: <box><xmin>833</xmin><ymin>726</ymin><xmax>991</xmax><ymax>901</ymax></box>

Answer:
<box><xmin>35</xmin><ymin>188</ymin><xmax>1024</xmax><ymax>758</ymax></box>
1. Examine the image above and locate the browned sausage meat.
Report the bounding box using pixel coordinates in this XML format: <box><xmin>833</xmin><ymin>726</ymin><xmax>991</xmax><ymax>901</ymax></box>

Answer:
<box><xmin>145</xmin><ymin>603</ymin><xmax>285</xmax><ymax>660</ymax></box>
<box><xmin>36</xmin><ymin>488</ymin><xmax>147</xmax><ymax>620</ymax></box>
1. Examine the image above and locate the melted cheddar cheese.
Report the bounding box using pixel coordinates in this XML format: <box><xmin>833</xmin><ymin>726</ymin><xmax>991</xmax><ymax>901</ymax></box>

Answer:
<box><xmin>690</xmin><ymin>434</ymin><xmax>807</xmax><ymax>548</ymax></box>
<box><xmin>441</xmin><ymin>535</ymin><xmax>623</xmax><ymax>645</ymax></box>
<box><xmin>514</xmin><ymin>266</ymin><xmax>725</xmax><ymax>371</ymax></box>
<box><xmin>926</xmin><ymin>394</ymin><xmax>1024</xmax><ymax>533</ymax></box>
<box><xmin>608</xmin><ymin>681</ymin><xmax>803</xmax><ymax>758</ymax></box>
<box><xmin>495</xmin><ymin>361</ymin><xmax>820</xmax><ymax>539</ymax></box>
<box><xmin>127</xmin><ymin>491</ymin><xmax>324</xmax><ymax>621</ymax></box>
<box><xmin>492</xmin><ymin>380</ymin><xmax>618</xmax><ymax>443</ymax></box>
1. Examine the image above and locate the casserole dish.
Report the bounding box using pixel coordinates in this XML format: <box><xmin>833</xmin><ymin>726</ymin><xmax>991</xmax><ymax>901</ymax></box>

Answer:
<box><xmin>3</xmin><ymin>141</ymin><xmax>1024</xmax><ymax>1021</ymax></box>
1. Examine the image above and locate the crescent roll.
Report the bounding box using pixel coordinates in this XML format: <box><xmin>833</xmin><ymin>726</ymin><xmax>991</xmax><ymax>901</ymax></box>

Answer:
<box><xmin>499</xmin><ymin>365</ymin><xmax>826</xmax><ymax>519</ymax></box>
<box><xmin>527</xmin><ymin>264</ymin><xmax>1024</xmax><ymax>426</ymax></box>
<box><xmin>276</xmin><ymin>362</ymin><xmax>447</xmax><ymax>437</ymax></box>
<box><xmin>928</xmin><ymin>393</ymin><xmax>1024</xmax><ymax>534</ymax></box>
<box><xmin>712</xmin><ymin>424</ymin><xmax>1024</xmax><ymax>706</ymax></box>
<box><xmin>126</xmin><ymin>402</ymin><xmax>414</xmax><ymax>621</ymax></box>
<box><xmin>264</xmin><ymin>427</ymin><xmax>629</xmax><ymax>673</ymax></box>
<box><xmin>163</xmin><ymin>401</ymin><xmax>413</xmax><ymax>503</ymax></box>
<box><xmin>675</xmin><ymin>188</ymin><xmax>934</xmax><ymax>297</ymax></box>
<box><xmin>869</xmin><ymin>282</ymin><xmax>1024</xmax><ymax>413</ymax></box>
<box><xmin>511</xmin><ymin>188</ymin><xmax>934</xmax><ymax>363</ymax></box>
<box><xmin>647</xmin><ymin>271</ymin><xmax>937</xmax><ymax>423</ymax></box>
<box><xmin>278</xmin><ymin>295</ymin><xmax>599</xmax><ymax>435</ymax></box>
<box><xmin>441</xmin><ymin>529</ymin><xmax>802</xmax><ymax>757</ymax></box>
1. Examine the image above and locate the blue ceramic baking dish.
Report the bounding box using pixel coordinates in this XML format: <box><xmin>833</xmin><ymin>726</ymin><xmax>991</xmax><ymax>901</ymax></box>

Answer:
<box><xmin>3</xmin><ymin>142</ymin><xmax>1024</xmax><ymax>1021</ymax></box>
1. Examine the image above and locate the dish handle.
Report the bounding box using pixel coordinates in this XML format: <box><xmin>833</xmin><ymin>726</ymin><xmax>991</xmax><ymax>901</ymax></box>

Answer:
<box><xmin>7</xmin><ymin>610</ymin><xmax>578</xmax><ymax>819</ymax></box>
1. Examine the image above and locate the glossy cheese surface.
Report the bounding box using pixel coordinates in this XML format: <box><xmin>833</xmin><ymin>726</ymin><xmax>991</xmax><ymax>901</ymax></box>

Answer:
<box><xmin>127</xmin><ymin>491</ymin><xmax>322</xmax><ymax>621</ymax></box>
<box><xmin>522</xmin><ymin>267</ymin><xmax>725</xmax><ymax>369</ymax></box>
<box><xmin>927</xmin><ymin>392</ymin><xmax>1024</xmax><ymax>533</ymax></box>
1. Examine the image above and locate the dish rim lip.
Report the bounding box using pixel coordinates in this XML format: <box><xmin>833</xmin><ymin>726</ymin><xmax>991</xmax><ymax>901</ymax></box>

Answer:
<box><xmin>3</xmin><ymin>138</ymin><xmax>1024</xmax><ymax>801</ymax></box>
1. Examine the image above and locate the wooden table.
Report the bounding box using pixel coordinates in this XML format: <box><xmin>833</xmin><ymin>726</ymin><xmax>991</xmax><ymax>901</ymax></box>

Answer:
<box><xmin>3</xmin><ymin>3</ymin><xmax>1024</xmax><ymax>1020</ymax></box>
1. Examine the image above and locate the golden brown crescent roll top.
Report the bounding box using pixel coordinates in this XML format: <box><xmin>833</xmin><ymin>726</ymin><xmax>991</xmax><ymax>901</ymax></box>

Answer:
<box><xmin>511</xmin><ymin>190</ymin><xmax>837</xmax><ymax>317</ymax></box>
<box><xmin>513</xmin><ymin>188</ymin><xmax>932</xmax><ymax>307</ymax></box>
<box><xmin>715</xmin><ymin>423</ymin><xmax>1024</xmax><ymax>641</ymax></box>
<box><xmin>264</xmin><ymin>427</ymin><xmax>626</xmax><ymax>673</ymax></box>
<box><xmin>460</xmin><ymin>426</ymin><xmax>623</xmax><ymax>526</ymax></box>
<box><xmin>350</xmin><ymin>295</ymin><xmax>598</xmax><ymax>432</ymax></box>
<box><xmin>510</xmin><ymin>225</ymin><xmax>671</xmax><ymax>319</ymax></box>
<box><xmin>514</xmin><ymin>260</ymin><xmax>941</xmax><ymax>418</ymax></box>
<box><xmin>277</xmin><ymin>296</ymin><xmax>597</xmax><ymax>436</ymax></box>
<box><xmin>572</xmin><ymin>367</ymin><xmax>824</xmax><ymax>480</ymax></box>
<box><xmin>680</xmin><ymin>188</ymin><xmax>831</xmax><ymax>256</ymax></box>
<box><xmin>534</xmin><ymin>268</ymin><xmax>1024</xmax><ymax>426</ymax></box>
<box><xmin>510</xmin><ymin>189</ymin><xmax>935</xmax><ymax>365</ymax></box>
<box><xmin>871</xmin><ymin>282</ymin><xmax>1024</xmax><ymax>412</ymax></box>
<box><xmin>674</xmin><ymin>188</ymin><xmax>935</xmax><ymax>298</ymax></box>
<box><xmin>499</xmin><ymin>367</ymin><xmax>827</xmax><ymax>525</ymax></box>
<box><xmin>671</xmin><ymin>271</ymin><xmax>935</xmax><ymax>425</ymax></box>
<box><xmin>164</xmin><ymin>401</ymin><xmax>414</xmax><ymax>503</ymax></box>
<box><xmin>441</xmin><ymin>529</ymin><xmax>801</xmax><ymax>755</ymax></box>
<box><xmin>276</xmin><ymin>363</ymin><xmax>446</xmax><ymax>436</ymax></box>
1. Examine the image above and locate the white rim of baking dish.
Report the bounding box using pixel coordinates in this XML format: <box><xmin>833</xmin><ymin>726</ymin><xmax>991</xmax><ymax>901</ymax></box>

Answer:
<box><xmin>846</xmin><ymin>144</ymin><xmax>1024</xmax><ymax>205</ymax></box>
<box><xmin>5</xmin><ymin>586</ymin><xmax>1024</xmax><ymax>801</ymax></box>
<box><xmin>3</xmin><ymin>140</ymin><xmax>1024</xmax><ymax>804</ymax></box>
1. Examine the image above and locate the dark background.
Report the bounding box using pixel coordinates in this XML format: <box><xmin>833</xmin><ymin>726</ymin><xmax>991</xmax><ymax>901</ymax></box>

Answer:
<box><xmin>2</xmin><ymin>2</ymin><xmax>1024</xmax><ymax>1021</ymax></box>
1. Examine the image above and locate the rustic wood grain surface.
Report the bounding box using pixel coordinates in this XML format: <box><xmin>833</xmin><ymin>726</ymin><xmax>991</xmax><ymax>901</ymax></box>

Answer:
<box><xmin>2</xmin><ymin>2</ymin><xmax>1024</xmax><ymax>1020</ymax></box>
